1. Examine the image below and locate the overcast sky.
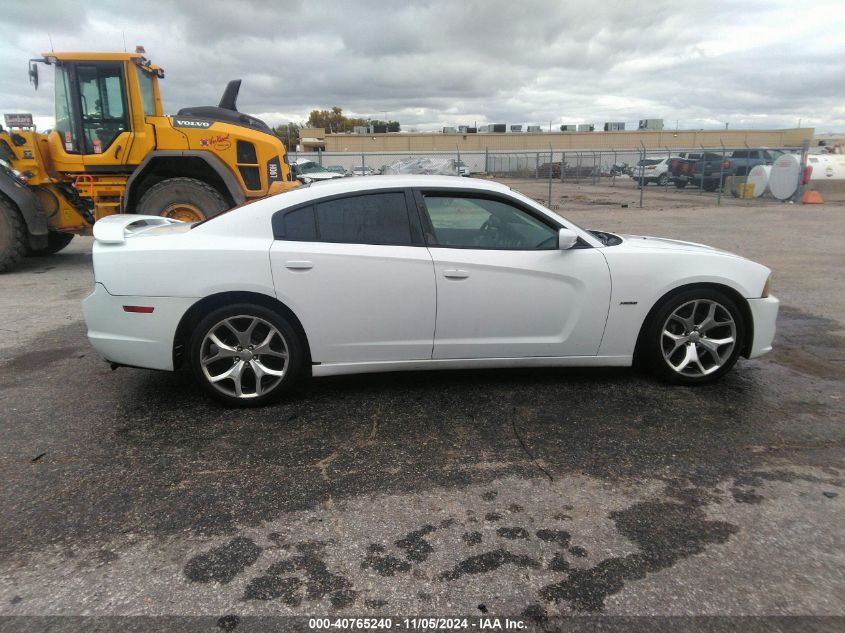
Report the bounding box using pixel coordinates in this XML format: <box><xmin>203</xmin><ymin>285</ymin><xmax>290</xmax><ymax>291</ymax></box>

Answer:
<box><xmin>1</xmin><ymin>0</ymin><xmax>842</xmax><ymax>133</ymax></box>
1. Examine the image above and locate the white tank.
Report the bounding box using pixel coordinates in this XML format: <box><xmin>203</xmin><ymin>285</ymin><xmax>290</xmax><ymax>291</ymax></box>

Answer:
<box><xmin>806</xmin><ymin>154</ymin><xmax>845</xmax><ymax>180</ymax></box>
<box><xmin>769</xmin><ymin>154</ymin><xmax>801</xmax><ymax>200</ymax></box>
<box><xmin>746</xmin><ymin>165</ymin><xmax>771</xmax><ymax>197</ymax></box>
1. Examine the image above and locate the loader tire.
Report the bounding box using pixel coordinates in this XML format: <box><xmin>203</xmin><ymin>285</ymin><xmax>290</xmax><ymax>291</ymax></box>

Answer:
<box><xmin>136</xmin><ymin>177</ymin><xmax>229</xmax><ymax>223</ymax></box>
<box><xmin>29</xmin><ymin>231</ymin><xmax>74</xmax><ymax>256</ymax></box>
<box><xmin>0</xmin><ymin>197</ymin><xmax>28</xmax><ymax>273</ymax></box>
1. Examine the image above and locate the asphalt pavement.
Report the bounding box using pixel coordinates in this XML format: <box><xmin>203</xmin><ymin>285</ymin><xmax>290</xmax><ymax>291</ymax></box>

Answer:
<box><xmin>0</xmin><ymin>181</ymin><xmax>843</xmax><ymax>632</ymax></box>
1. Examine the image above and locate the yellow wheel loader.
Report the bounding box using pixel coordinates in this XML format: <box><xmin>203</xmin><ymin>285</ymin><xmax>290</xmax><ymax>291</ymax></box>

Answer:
<box><xmin>0</xmin><ymin>49</ymin><xmax>298</xmax><ymax>272</ymax></box>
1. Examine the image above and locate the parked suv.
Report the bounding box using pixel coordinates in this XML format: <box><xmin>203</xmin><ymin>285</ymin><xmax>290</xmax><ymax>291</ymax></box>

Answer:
<box><xmin>632</xmin><ymin>158</ymin><xmax>670</xmax><ymax>186</ymax></box>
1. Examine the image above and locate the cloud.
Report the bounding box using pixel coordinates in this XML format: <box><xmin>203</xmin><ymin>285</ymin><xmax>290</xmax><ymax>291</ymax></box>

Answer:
<box><xmin>0</xmin><ymin>0</ymin><xmax>842</xmax><ymax>132</ymax></box>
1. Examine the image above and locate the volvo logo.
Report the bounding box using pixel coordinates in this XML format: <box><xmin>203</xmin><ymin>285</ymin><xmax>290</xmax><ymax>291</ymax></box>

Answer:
<box><xmin>173</xmin><ymin>118</ymin><xmax>212</xmax><ymax>129</ymax></box>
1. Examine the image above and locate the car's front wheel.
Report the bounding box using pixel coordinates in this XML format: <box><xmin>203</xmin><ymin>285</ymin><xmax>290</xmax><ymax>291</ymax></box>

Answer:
<box><xmin>189</xmin><ymin>303</ymin><xmax>306</xmax><ymax>406</ymax></box>
<box><xmin>643</xmin><ymin>288</ymin><xmax>745</xmax><ymax>385</ymax></box>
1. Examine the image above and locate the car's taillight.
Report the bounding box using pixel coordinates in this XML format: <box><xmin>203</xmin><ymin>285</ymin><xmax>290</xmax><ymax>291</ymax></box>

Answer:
<box><xmin>723</xmin><ymin>159</ymin><xmax>730</xmax><ymax>169</ymax></box>
<box><xmin>123</xmin><ymin>305</ymin><xmax>155</xmax><ymax>313</ymax></box>
<box><xmin>802</xmin><ymin>165</ymin><xmax>812</xmax><ymax>185</ymax></box>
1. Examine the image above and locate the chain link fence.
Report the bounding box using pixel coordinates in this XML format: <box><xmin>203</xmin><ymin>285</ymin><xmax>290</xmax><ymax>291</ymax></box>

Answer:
<box><xmin>289</xmin><ymin>145</ymin><xmax>800</xmax><ymax>207</ymax></box>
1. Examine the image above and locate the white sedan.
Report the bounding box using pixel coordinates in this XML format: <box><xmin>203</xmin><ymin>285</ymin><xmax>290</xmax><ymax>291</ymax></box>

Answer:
<box><xmin>290</xmin><ymin>159</ymin><xmax>345</xmax><ymax>183</ymax></box>
<box><xmin>82</xmin><ymin>176</ymin><xmax>778</xmax><ymax>406</ymax></box>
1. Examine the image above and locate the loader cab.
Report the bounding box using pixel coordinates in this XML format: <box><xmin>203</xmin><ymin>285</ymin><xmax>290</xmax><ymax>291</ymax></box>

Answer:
<box><xmin>41</xmin><ymin>52</ymin><xmax>163</xmax><ymax>172</ymax></box>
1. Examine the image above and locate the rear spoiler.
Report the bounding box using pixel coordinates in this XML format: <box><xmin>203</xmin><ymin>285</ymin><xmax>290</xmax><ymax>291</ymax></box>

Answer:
<box><xmin>92</xmin><ymin>214</ymin><xmax>183</xmax><ymax>245</ymax></box>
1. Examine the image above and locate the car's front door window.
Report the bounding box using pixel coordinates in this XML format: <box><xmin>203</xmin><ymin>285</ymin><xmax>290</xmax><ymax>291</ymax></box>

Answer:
<box><xmin>422</xmin><ymin>194</ymin><xmax>557</xmax><ymax>249</ymax></box>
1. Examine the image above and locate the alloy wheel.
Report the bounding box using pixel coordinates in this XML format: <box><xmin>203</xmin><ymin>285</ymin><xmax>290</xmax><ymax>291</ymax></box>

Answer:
<box><xmin>661</xmin><ymin>299</ymin><xmax>736</xmax><ymax>377</ymax></box>
<box><xmin>199</xmin><ymin>315</ymin><xmax>289</xmax><ymax>398</ymax></box>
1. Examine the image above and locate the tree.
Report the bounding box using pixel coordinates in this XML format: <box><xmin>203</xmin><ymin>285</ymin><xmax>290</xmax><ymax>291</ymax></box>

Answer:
<box><xmin>273</xmin><ymin>122</ymin><xmax>301</xmax><ymax>150</ymax></box>
<box><xmin>369</xmin><ymin>119</ymin><xmax>401</xmax><ymax>133</ymax></box>
<box><xmin>307</xmin><ymin>106</ymin><xmax>349</xmax><ymax>133</ymax></box>
<box><xmin>307</xmin><ymin>107</ymin><xmax>400</xmax><ymax>133</ymax></box>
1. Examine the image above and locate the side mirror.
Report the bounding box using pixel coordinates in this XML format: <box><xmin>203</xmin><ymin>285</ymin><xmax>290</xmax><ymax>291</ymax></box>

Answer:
<box><xmin>28</xmin><ymin>61</ymin><xmax>39</xmax><ymax>90</ymax></box>
<box><xmin>558</xmin><ymin>228</ymin><xmax>578</xmax><ymax>250</ymax></box>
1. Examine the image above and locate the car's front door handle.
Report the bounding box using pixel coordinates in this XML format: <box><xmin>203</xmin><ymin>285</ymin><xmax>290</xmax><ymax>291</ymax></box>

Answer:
<box><xmin>443</xmin><ymin>269</ymin><xmax>470</xmax><ymax>279</ymax></box>
<box><xmin>285</xmin><ymin>260</ymin><xmax>313</xmax><ymax>270</ymax></box>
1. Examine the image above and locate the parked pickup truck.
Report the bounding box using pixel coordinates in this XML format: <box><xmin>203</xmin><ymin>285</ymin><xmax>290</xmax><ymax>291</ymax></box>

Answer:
<box><xmin>670</xmin><ymin>149</ymin><xmax>784</xmax><ymax>191</ymax></box>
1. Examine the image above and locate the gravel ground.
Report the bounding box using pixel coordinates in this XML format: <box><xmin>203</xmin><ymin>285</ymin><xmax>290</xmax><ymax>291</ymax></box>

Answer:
<box><xmin>0</xmin><ymin>180</ymin><xmax>842</xmax><ymax>632</ymax></box>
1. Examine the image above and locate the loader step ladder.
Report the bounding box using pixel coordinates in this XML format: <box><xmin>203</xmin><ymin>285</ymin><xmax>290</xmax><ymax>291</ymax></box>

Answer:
<box><xmin>73</xmin><ymin>174</ymin><xmax>128</xmax><ymax>220</ymax></box>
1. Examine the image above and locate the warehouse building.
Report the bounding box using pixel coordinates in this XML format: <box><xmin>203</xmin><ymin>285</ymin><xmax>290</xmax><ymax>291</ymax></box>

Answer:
<box><xmin>299</xmin><ymin>127</ymin><xmax>814</xmax><ymax>153</ymax></box>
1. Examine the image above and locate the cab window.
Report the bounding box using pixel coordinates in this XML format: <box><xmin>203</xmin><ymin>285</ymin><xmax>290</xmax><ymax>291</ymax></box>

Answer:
<box><xmin>76</xmin><ymin>63</ymin><xmax>129</xmax><ymax>154</ymax></box>
<box><xmin>53</xmin><ymin>65</ymin><xmax>79</xmax><ymax>153</ymax></box>
<box><xmin>135</xmin><ymin>66</ymin><xmax>157</xmax><ymax>116</ymax></box>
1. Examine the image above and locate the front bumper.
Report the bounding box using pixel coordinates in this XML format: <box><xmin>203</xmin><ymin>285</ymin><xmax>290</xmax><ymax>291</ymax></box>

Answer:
<box><xmin>82</xmin><ymin>283</ymin><xmax>197</xmax><ymax>371</ymax></box>
<box><xmin>746</xmin><ymin>295</ymin><xmax>779</xmax><ymax>359</ymax></box>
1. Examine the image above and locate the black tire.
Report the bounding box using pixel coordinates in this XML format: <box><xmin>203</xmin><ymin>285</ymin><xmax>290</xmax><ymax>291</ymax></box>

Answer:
<box><xmin>136</xmin><ymin>177</ymin><xmax>229</xmax><ymax>223</ymax></box>
<box><xmin>657</xmin><ymin>173</ymin><xmax>669</xmax><ymax>186</ymax></box>
<box><xmin>642</xmin><ymin>288</ymin><xmax>746</xmax><ymax>386</ymax></box>
<box><xmin>675</xmin><ymin>180</ymin><xmax>687</xmax><ymax>189</ymax></box>
<box><xmin>189</xmin><ymin>303</ymin><xmax>306</xmax><ymax>407</ymax></box>
<box><xmin>703</xmin><ymin>181</ymin><xmax>719</xmax><ymax>192</ymax></box>
<box><xmin>0</xmin><ymin>197</ymin><xmax>28</xmax><ymax>273</ymax></box>
<box><xmin>28</xmin><ymin>231</ymin><xmax>74</xmax><ymax>256</ymax></box>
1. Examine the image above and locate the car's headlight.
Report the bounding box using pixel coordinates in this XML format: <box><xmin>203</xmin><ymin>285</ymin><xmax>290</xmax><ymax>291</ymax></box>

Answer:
<box><xmin>762</xmin><ymin>274</ymin><xmax>772</xmax><ymax>298</ymax></box>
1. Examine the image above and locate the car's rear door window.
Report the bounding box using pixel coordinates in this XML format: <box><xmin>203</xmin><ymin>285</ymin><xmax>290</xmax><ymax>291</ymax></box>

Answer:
<box><xmin>278</xmin><ymin>205</ymin><xmax>317</xmax><ymax>241</ymax></box>
<box><xmin>315</xmin><ymin>192</ymin><xmax>412</xmax><ymax>245</ymax></box>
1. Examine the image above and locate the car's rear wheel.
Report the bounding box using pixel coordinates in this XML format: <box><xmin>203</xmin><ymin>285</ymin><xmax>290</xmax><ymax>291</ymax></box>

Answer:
<box><xmin>657</xmin><ymin>173</ymin><xmax>669</xmax><ymax>186</ymax></box>
<box><xmin>189</xmin><ymin>303</ymin><xmax>306</xmax><ymax>406</ymax></box>
<box><xmin>675</xmin><ymin>181</ymin><xmax>687</xmax><ymax>189</ymax></box>
<box><xmin>643</xmin><ymin>288</ymin><xmax>745</xmax><ymax>385</ymax></box>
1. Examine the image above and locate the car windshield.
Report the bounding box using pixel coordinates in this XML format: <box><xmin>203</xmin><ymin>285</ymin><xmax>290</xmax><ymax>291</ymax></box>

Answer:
<box><xmin>637</xmin><ymin>159</ymin><xmax>661</xmax><ymax>166</ymax></box>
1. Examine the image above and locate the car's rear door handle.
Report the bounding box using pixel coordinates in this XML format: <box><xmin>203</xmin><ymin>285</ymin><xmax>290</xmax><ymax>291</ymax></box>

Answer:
<box><xmin>443</xmin><ymin>269</ymin><xmax>470</xmax><ymax>279</ymax></box>
<box><xmin>285</xmin><ymin>260</ymin><xmax>313</xmax><ymax>270</ymax></box>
